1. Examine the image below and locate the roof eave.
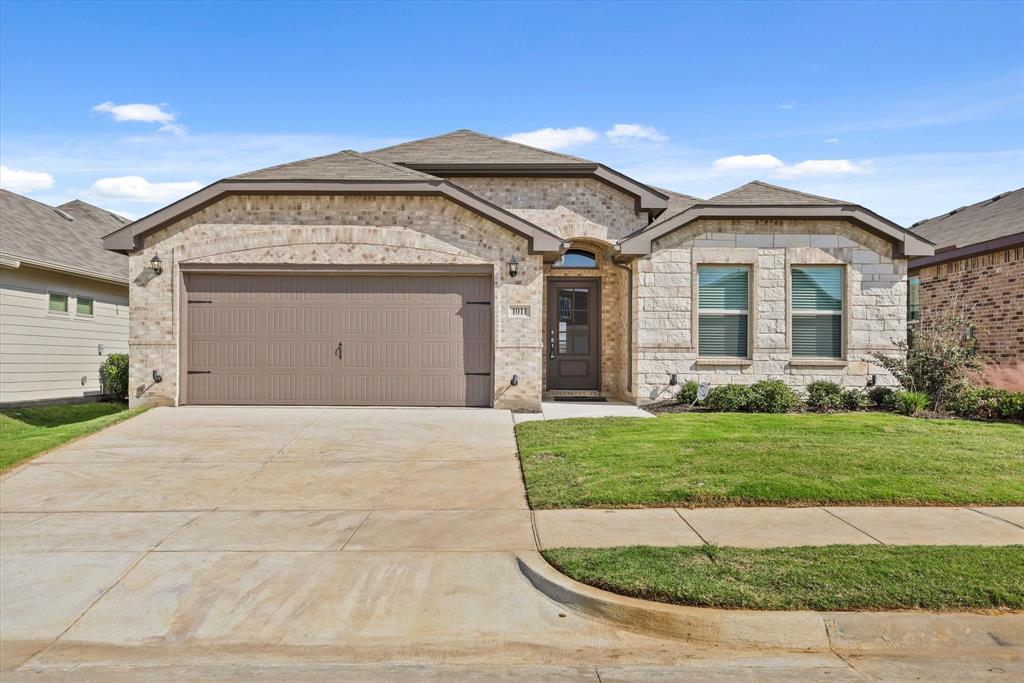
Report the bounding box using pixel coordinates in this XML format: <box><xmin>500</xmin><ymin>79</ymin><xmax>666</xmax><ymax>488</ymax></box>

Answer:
<box><xmin>616</xmin><ymin>205</ymin><xmax>935</xmax><ymax>258</ymax></box>
<box><xmin>0</xmin><ymin>251</ymin><xmax>128</xmax><ymax>285</ymax></box>
<box><xmin>909</xmin><ymin>231</ymin><xmax>1024</xmax><ymax>269</ymax></box>
<box><xmin>102</xmin><ymin>179</ymin><xmax>565</xmax><ymax>255</ymax></box>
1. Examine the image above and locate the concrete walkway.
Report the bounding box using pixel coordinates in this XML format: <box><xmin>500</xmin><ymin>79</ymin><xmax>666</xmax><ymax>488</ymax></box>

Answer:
<box><xmin>513</xmin><ymin>400</ymin><xmax>653</xmax><ymax>423</ymax></box>
<box><xmin>535</xmin><ymin>506</ymin><xmax>1024</xmax><ymax>549</ymax></box>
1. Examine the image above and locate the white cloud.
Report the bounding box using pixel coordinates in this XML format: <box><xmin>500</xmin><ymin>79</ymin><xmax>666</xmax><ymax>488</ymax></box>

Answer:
<box><xmin>606</xmin><ymin>123</ymin><xmax>668</xmax><ymax>144</ymax></box>
<box><xmin>0</xmin><ymin>165</ymin><xmax>55</xmax><ymax>193</ymax></box>
<box><xmin>777</xmin><ymin>102</ymin><xmax>796</xmax><ymax>110</ymax></box>
<box><xmin>88</xmin><ymin>176</ymin><xmax>202</xmax><ymax>203</ymax></box>
<box><xmin>776</xmin><ymin>159</ymin><xmax>874</xmax><ymax>178</ymax></box>
<box><xmin>712</xmin><ymin>154</ymin><xmax>872</xmax><ymax>178</ymax></box>
<box><xmin>93</xmin><ymin>101</ymin><xmax>185</xmax><ymax>135</ymax></box>
<box><xmin>504</xmin><ymin>127</ymin><xmax>598</xmax><ymax>150</ymax></box>
<box><xmin>712</xmin><ymin>154</ymin><xmax>785</xmax><ymax>172</ymax></box>
<box><xmin>825</xmin><ymin>137</ymin><xmax>840</xmax><ymax>144</ymax></box>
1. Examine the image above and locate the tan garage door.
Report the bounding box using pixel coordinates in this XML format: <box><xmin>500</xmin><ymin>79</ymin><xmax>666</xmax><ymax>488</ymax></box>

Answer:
<box><xmin>183</xmin><ymin>272</ymin><xmax>493</xmax><ymax>407</ymax></box>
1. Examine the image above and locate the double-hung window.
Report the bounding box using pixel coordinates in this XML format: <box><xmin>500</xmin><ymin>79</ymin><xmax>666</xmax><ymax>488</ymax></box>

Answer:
<box><xmin>48</xmin><ymin>292</ymin><xmax>68</xmax><ymax>314</ymax></box>
<box><xmin>907</xmin><ymin>276</ymin><xmax>920</xmax><ymax>323</ymax></box>
<box><xmin>698</xmin><ymin>266</ymin><xmax>749</xmax><ymax>358</ymax></box>
<box><xmin>791</xmin><ymin>266</ymin><xmax>843</xmax><ymax>358</ymax></box>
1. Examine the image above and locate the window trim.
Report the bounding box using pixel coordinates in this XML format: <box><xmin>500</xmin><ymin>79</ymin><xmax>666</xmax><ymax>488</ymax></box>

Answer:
<box><xmin>47</xmin><ymin>291</ymin><xmax>69</xmax><ymax>315</ymax></box>
<box><xmin>695</xmin><ymin>264</ymin><xmax>753</xmax><ymax>360</ymax></box>
<box><xmin>75</xmin><ymin>295</ymin><xmax>95</xmax><ymax>318</ymax></box>
<box><xmin>552</xmin><ymin>248</ymin><xmax>599</xmax><ymax>270</ymax></box>
<box><xmin>788</xmin><ymin>264</ymin><xmax>847</xmax><ymax>361</ymax></box>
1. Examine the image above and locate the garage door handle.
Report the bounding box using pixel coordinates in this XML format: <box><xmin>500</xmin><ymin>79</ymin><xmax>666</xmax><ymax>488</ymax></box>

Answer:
<box><xmin>335</xmin><ymin>342</ymin><xmax>343</xmax><ymax>359</ymax></box>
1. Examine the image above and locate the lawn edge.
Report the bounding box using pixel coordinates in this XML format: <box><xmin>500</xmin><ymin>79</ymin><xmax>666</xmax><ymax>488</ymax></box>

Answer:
<box><xmin>0</xmin><ymin>405</ymin><xmax>149</xmax><ymax>476</ymax></box>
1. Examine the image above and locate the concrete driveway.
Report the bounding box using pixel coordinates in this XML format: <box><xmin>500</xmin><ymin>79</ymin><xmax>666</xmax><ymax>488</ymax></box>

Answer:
<box><xmin>2</xmin><ymin>407</ymin><xmax>1019</xmax><ymax>681</ymax></box>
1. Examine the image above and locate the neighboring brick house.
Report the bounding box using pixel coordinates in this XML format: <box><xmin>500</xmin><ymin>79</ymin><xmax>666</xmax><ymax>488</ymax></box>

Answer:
<box><xmin>102</xmin><ymin>129</ymin><xmax>932</xmax><ymax>410</ymax></box>
<box><xmin>908</xmin><ymin>188</ymin><xmax>1024</xmax><ymax>389</ymax></box>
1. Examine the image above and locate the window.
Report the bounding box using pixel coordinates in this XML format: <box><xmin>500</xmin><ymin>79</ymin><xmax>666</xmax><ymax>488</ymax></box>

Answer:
<box><xmin>698</xmin><ymin>266</ymin><xmax>749</xmax><ymax>357</ymax></box>
<box><xmin>554</xmin><ymin>248</ymin><xmax>597</xmax><ymax>269</ymax></box>
<box><xmin>48</xmin><ymin>293</ymin><xmax>68</xmax><ymax>314</ymax></box>
<box><xmin>76</xmin><ymin>296</ymin><xmax>94</xmax><ymax>316</ymax></box>
<box><xmin>557</xmin><ymin>288</ymin><xmax>591</xmax><ymax>354</ymax></box>
<box><xmin>791</xmin><ymin>266</ymin><xmax>843</xmax><ymax>358</ymax></box>
<box><xmin>907</xmin><ymin>276</ymin><xmax>920</xmax><ymax>322</ymax></box>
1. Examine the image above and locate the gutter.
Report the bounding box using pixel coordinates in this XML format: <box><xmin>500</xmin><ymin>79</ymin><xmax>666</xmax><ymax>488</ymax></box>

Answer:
<box><xmin>0</xmin><ymin>252</ymin><xmax>128</xmax><ymax>286</ymax></box>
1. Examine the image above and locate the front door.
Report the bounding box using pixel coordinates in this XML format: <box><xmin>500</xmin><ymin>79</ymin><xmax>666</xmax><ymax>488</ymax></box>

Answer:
<box><xmin>546</xmin><ymin>279</ymin><xmax>600</xmax><ymax>390</ymax></box>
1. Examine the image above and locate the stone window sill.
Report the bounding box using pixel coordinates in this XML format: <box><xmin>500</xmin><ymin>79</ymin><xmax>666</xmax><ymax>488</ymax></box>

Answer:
<box><xmin>789</xmin><ymin>358</ymin><xmax>848</xmax><ymax>367</ymax></box>
<box><xmin>695</xmin><ymin>358</ymin><xmax>754</xmax><ymax>367</ymax></box>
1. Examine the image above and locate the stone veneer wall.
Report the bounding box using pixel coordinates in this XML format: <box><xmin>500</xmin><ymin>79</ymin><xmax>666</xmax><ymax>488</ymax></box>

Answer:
<box><xmin>128</xmin><ymin>194</ymin><xmax>543</xmax><ymax>410</ymax></box>
<box><xmin>450</xmin><ymin>177</ymin><xmax>649</xmax><ymax>242</ymax></box>
<box><xmin>541</xmin><ymin>239</ymin><xmax>630</xmax><ymax>399</ymax></box>
<box><xmin>912</xmin><ymin>245</ymin><xmax>1024</xmax><ymax>377</ymax></box>
<box><xmin>633</xmin><ymin>218</ymin><xmax>907</xmax><ymax>404</ymax></box>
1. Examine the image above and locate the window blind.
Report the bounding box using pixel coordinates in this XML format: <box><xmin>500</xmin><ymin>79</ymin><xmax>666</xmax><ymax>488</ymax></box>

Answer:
<box><xmin>698</xmin><ymin>266</ymin><xmax>749</xmax><ymax>357</ymax></box>
<box><xmin>791</xmin><ymin>266</ymin><xmax>843</xmax><ymax>358</ymax></box>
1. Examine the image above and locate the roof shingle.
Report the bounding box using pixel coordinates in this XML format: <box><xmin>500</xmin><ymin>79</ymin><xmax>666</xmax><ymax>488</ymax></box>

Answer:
<box><xmin>230</xmin><ymin>149</ymin><xmax>438</xmax><ymax>181</ymax></box>
<box><xmin>365</xmin><ymin>129</ymin><xmax>595</xmax><ymax>165</ymax></box>
<box><xmin>1</xmin><ymin>190</ymin><xmax>128</xmax><ymax>283</ymax></box>
<box><xmin>910</xmin><ymin>188</ymin><xmax>1023</xmax><ymax>250</ymax></box>
<box><xmin>707</xmin><ymin>180</ymin><xmax>848</xmax><ymax>206</ymax></box>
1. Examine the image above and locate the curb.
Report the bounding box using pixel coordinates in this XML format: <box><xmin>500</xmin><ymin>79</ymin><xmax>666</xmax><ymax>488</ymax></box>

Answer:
<box><xmin>515</xmin><ymin>551</ymin><xmax>1024</xmax><ymax>654</ymax></box>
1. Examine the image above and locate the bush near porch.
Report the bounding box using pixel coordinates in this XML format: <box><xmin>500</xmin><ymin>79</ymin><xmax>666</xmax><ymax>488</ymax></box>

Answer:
<box><xmin>515</xmin><ymin>413</ymin><xmax>1024</xmax><ymax>508</ymax></box>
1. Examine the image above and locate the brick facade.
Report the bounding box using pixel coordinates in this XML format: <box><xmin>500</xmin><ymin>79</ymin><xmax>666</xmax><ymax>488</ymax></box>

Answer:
<box><xmin>911</xmin><ymin>246</ymin><xmax>1024</xmax><ymax>383</ymax></box>
<box><xmin>632</xmin><ymin>218</ymin><xmax>907</xmax><ymax>404</ymax></box>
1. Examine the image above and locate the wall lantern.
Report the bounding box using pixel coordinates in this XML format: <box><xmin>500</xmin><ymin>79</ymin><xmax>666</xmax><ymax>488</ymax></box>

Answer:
<box><xmin>150</xmin><ymin>253</ymin><xmax>163</xmax><ymax>276</ymax></box>
<box><xmin>507</xmin><ymin>255</ymin><xmax>519</xmax><ymax>279</ymax></box>
<box><xmin>669</xmin><ymin>373</ymin><xmax>678</xmax><ymax>386</ymax></box>
<box><xmin>510</xmin><ymin>374</ymin><xmax>519</xmax><ymax>387</ymax></box>
<box><xmin>152</xmin><ymin>369</ymin><xmax>163</xmax><ymax>384</ymax></box>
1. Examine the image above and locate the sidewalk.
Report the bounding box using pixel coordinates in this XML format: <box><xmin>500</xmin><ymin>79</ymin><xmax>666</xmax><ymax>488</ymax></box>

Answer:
<box><xmin>533</xmin><ymin>506</ymin><xmax>1024</xmax><ymax>549</ymax></box>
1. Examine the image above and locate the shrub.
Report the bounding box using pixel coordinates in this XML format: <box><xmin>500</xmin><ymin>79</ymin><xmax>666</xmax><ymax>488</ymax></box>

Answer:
<box><xmin>954</xmin><ymin>387</ymin><xmax>1024</xmax><ymax>421</ymax></box>
<box><xmin>867</xmin><ymin>386</ymin><xmax>896</xmax><ymax>409</ymax></box>
<box><xmin>894</xmin><ymin>390</ymin><xmax>929</xmax><ymax>416</ymax></box>
<box><xmin>747</xmin><ymin>380</ymin><xmax>801</xmax><ymax>413</ymax></box>
<box><xmin>704</xmin><ymin>384</ymin><xmax>753</xmax><ymax>412</ymax></box>
<box><xmin>871</xmin><ymin>299</ymin><xmax>981</xmax><ymax>409</ymax></box>
<box><xmin>841</xmin><ymin>388</ymin><xmax>871</xmax><ymax>411</ymax></box>
<box><xmin>675</xmin><ymin>381</ymin><xmax>700</xmax><ymax>404</ymax></box>
<box><xmin>805</xmin><ymin>380</ymin><xmax>844</xmax><ymax>413</ymax></box>
<box><xmin>99</xmin><ymin>353</ymin><xmax>129</xmax><ymax>402</ymax></box>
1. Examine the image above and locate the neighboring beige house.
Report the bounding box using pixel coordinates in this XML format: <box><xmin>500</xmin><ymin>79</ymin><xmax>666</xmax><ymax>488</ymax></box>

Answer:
<box><xmin>1</xmin><ymin>190</ymin><xmax>130</xmax><ymax>405</ymax></box>
<box><xmin>102</xmin><ymin>129</ymin><xmax>932</xmax><ymax>410</ymax></box>
<box><xmin>908</xmin><ymin>188</ymin><xmax>1023</xmax><ymax>389</ymax></box>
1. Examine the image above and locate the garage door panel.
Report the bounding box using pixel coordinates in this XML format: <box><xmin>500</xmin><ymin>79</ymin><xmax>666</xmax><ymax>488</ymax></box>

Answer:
<box><xmin>184</xmin><ymin>273</ymin><xmax>492</xmax><ymax>407</ymax></box>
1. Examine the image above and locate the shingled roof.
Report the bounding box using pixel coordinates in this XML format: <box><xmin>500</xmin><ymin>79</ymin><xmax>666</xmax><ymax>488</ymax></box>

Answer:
<box><xmin>231</xmin><ymin>149</ymin><xmax>437</xmax><ymax>181</ymax></box>
<box><xmin>910</xmin><ymin>188</ymin><xmax>1023</xmax><ymax>251</ymax></box>
<box><xmin>706</xmin><ymin>180</ymin><xmax>847</xmax><ymax>206</ymax></box>
<box><xmin>366</xmin><ymin>129</ymin><xmax>594</xmax><ymax>165</ymax></box>
<box><xmin>0</xmin><ymin>190</ymin><xmax>128</xmax><ymax>283</ymax></box>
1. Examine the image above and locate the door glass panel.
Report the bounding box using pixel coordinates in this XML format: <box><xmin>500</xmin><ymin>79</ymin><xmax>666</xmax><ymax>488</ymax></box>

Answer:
<box><xmin>556</xmin><ymin>287</ymin><xmax>590</xmax><ymax>355</ymax></box>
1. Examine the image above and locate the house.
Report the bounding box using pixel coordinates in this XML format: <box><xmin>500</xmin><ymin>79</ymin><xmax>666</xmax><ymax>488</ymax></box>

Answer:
<box><xmin>1</xmin><ymin>190</ymin><xmax>130</xmax><ymax>405</ymax></box>
<box><xmin>102</xmin><ymin>129</ymin><xmax>932</xmax><ymax>410</ymax></box>
<box><xmin>908</xmin><ymin>188</ymin><xmax>1024</xmax><ymax>388</ymax></box>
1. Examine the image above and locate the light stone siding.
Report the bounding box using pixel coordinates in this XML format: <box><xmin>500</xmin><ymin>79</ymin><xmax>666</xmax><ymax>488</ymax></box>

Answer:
<box><xmin>128</xmin><ymin>194</ymin><xmax>543</xmax><ymax>410</ymax></box>
<box><xmin>450</xmin><ymin>177</ymin><xmax>648</xmax><ymax>242</ymax></box>
<box><xmin>634</xmin><ymin>218</ymin><xmax>908</xmax><ymax>404</ymax></box>
<box><xmin>541</xmin><ymin>239</ymin><xmax>630</xmax><ymax>398</ymax></box>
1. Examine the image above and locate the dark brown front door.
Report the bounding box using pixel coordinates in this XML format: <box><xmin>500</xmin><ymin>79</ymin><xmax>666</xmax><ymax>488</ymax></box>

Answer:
<box><xmin>546</xmin><ymin>279</ymin><xmax>600</xmax><ymax>390</ymax></box>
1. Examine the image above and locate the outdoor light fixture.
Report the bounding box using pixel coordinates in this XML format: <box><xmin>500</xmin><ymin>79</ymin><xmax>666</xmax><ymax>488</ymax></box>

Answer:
<box><xmin>669</xmin><ymin>373</ymin><xmax>678</xmax><ymax>386</ymax></box>
<box><xmin>507</xmin><ymin>255</ymin><xmax>519</xmax><ymax>279</ymax></box>
<box><xmin>866</xmin><ymin>374</ymin><xmax>877</xmax><ymax>387</ymax></box>
<box><xmin>510</xmin><ymin>374</ymin><xmax>519</xmax><ymax>386</ymax></box>
<box><xmin>152</xmin><ymin>369</ymin><xmax>163</xmax><ymax>384</ymax></box>
<box><xmin>150</xmin><ymin>253</ymin><xmax>163</xmax><ymax>276</ymax></box>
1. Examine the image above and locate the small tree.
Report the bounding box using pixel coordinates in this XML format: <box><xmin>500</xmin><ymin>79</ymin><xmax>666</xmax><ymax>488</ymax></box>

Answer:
<box><xmin>100</xmin><ymin>353</ymin><xmax>129</xmax><ymax>403</ymax></box>
<box><xmin>872</xmin><ymin>295</ymin><xmax>981</xmax><ymax>410</ymax></box>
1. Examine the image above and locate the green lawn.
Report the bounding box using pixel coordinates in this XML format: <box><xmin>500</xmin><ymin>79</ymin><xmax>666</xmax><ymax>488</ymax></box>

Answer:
<box><xmin>516</xmin><ymin>413</ymin><xmax>1024</xmax><ymax>508</ymax></box>
<box><xmin>544</xmin><ymin>545</ymin><xmax>1024</xmax><ymax>611</ymax></box>
<box><xmin>1</xmin><ymin>402</ymin><xmax>147</xmax><ymax>471</ymax></box>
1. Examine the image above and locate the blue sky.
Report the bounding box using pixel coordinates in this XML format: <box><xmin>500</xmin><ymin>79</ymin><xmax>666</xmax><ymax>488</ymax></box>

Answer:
<box><xmin>1</xmin><ymin>0</ymin><xmax>1022</xmax><ymax>224</ymax></box>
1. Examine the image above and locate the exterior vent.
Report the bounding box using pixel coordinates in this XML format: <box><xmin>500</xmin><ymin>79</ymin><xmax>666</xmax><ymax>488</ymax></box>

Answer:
<box><xmin>53</xmin><ymin>209</ymin><xmax>75</xmax><ymax>222</ymax></box>
<box><xmin>508</xmin><ymin>304</ymin><xmax>531</xmax><ymax>318</ymax></box>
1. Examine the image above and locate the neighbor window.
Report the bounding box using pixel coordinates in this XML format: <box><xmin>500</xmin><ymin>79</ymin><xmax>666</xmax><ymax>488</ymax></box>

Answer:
<box><xmin>698</xmin><ymin>266</ymin><xmax>749</xmax><ymax>357</ymax></box>
<box><xmin>48</xmin><ymin>293</ymin><xmax>68</xmax><ymax>313</ymax></box>
<box><xmin>554</xmin><ymin>248</ymin><xmax>597</xmax><ymax>268</ymax></box>
<box><xmin>907</xmin><ymin>276</ymin><xmax>920</xmax><ymax>322</ymax></box>
<box><xmin>76</xmin><ymin>296</ymin><xmax>94</xmax><ymax>316</ymax></box>
<box><xmin>791</xmin><ymin>266</ymin><xmax>843</xmax><ymax>358</ymax></box>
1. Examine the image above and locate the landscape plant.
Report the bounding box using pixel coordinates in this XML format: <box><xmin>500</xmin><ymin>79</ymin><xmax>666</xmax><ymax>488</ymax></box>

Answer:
<box><xmin>805</xmin><ymin>380</ymin><xmax>844</xmax><ymax>412</ymax></box>
<box><xmin>704</xmin><ymin>384</ymin><xmax>752</xmax><ymax>412</ymax></box>
<box><xmin>746</xmin><ymin>379</ymin><xmax>801</xmax><ymax>413</ymax></box>
<box><xmin>674</xmin><ymin>380</ymin><xmax>700</xmax><ymax>404</ymax></box>
<box><xmin>894</xmin><ymin>390</ymin><xmax>930</xmax><ymax>416</ymax></box>
<box><xmin>99</xmin><ymin>353</ymin><xmax>129</xmax><ymax>402</ymax></box>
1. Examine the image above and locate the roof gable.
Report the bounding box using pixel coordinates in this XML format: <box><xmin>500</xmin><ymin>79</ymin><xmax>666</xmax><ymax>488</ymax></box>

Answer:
<box><xmin>231</xmin><ymin>150</ymin><xmax>437</xmax><ymax>181</ymax></box>
<box><xmin>707</xmin><ymin>180</ymin><xmax>847</xmax><ymax>206</ymax></box>
<box><xmin>910</xmin><ymin>188</ymin><xmax>1023</xmax><ymax>250</ymax></box>
<box><xmin>0</xmin><ymin>190</ymin><xmax>128</xmax><ymax>283</ymax></box>
<box><xmin>365</xmin><ymin>129</ymin><xmax>593</xmax><ymax>165</ymax></box>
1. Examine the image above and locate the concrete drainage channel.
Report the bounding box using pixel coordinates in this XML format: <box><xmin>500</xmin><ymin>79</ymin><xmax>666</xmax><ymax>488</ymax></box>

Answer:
<box><xmin>515</xmin><ymin>552</ymin><xmax>1024</xmax><ymax>656</ymax></box>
